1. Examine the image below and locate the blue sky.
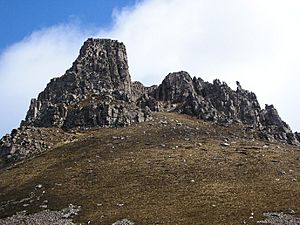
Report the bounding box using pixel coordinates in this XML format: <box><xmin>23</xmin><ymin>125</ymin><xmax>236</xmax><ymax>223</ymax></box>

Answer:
<box><xmin>0</xmin><ymin>0</ymin><xmax>135</xmax><ymax>50</ymax></box>
<box><xmin>0</xmin><ymin>0</ymin><xmax>300</xmax><ymax>137</ymax></box>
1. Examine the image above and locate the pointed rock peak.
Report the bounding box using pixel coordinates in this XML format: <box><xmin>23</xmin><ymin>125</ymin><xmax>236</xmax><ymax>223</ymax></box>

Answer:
<box><xmin>83</xmin><ymin>38</ymin><xmax>124</xmax><ymax>47</ymax></box>
<box><xmin>164</xmin><ymin>71</ymin><xmax>192</xmax><ymax>82</ymax></box>
<box><xmin>160</xmin><ymin>71</ymin><xmax>194</xmax><ymax>88</ymax></box>
<box><xmin>72</xmin><ymin>38</ymin><xmax>130</xmax><ymax>84</ymax></box>
<box><xmin>20</xmin><ymin>38</ymin><xmax>150</xmax><ymax>130</ymax></box>
<box><xmin>76</xmin><ymin>38</ymin><xmax>127</xmax><ymax>63</ymax></box>
<box><xmin>263</xmin><ymin>104</ymin><xmax>288</xmax><ymax>128</ymax></box>
<box><xmin>45</xmin><ymin>38</ymin><xmax>132</xmax><ymax>100</ymax></box>
<box><xmin>236</xmin><ymin>81</ymin><xmax>242</xmax><ymax>90</ymax></box>
<box><xmin>156</xmin><ymin>71</ymin><xmax>195</xmax><ymax>102</ymax></box>
<box><xmin>213</xmin><ymin>79</ymin><xmax>221</xmax><ymax>86</ymax></box>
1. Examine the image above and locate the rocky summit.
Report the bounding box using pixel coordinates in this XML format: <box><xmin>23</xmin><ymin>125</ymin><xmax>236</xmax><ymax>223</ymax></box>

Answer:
<box><xmin>21</xmin><ymin>38</ymin><xmax>151</xmax><ymax>129</ymax></box>
<box><xmin>0</xmin><ymin>38</ymin><xmax>299</xmax><ymax>162</ymax></box>
<box><xmin>1</xmin><ymin>38</ymin><xmax>300</xmax><ymax>225</ymax></box>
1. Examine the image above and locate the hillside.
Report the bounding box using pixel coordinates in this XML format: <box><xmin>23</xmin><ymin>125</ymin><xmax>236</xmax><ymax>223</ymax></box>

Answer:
<box><xmin>0</xmin><ymin>38</ymin><xmax>300</xmax><ymax>224</ymax></box>
<box><xmin>0</xmin><ymin>112</ymin><xmax>300</xmax><ymax>224</ymax></box>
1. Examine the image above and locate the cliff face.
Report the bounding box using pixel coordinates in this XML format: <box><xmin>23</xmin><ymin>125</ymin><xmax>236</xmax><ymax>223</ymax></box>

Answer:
<box><xmin>21</xmin><ymin>38</ymin><xmax>151</xmax><ymax>129</ymax></box>
<box><xmin>0</xmin><ymin>38</ymin><xmax>299</xmax><ymax>162</ymax></box>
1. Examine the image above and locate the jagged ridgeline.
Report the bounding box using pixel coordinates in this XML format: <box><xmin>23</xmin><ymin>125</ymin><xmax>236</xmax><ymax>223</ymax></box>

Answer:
<box><xmin>0</xmin><ymin>38</ymin><xmax>299</xmax><ymax>162</ymax></box>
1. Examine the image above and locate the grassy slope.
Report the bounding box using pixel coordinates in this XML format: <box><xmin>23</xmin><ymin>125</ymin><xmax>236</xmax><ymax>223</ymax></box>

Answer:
<box><xmin>0</xmin><ymin>112</ymin><xmax>300</xmax><ymax>225</ymax></box>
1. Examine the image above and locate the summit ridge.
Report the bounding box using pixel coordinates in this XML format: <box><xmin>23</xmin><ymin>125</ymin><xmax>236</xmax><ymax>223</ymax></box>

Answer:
<box><xmin>0</xmin><ymin>38</ymin><xmax>299</xmax><ymax>162</ymax></box>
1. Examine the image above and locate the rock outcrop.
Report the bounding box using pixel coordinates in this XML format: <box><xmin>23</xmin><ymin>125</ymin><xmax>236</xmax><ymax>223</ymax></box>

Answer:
<box><xmin>0</xmin><ymin>38</ymin><xmax>298</xmax><ymax>162</ymax></box>
<box><xmin>21</xmin><ymin>39</ymin><xmax>151</xmax><ymax>129</ymax></box>
<box><xmin>140</xmin><ymin>71</ymin><xmax>299</xmax><ymax>145</ymax></box>
<box><xmin>0</xmin><ymin>127</ymin><xmax>76</xmax><ymax>163</ymax></box>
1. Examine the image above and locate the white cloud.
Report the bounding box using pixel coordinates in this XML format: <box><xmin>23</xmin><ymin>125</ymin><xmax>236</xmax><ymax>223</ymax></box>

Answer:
<box><xmin>1</xmin><ymin>0</ymin><xmax>300</xmax><ymax>136</ymax></box>
<box><xmin>106</xmin><ymin>0</ymin><xmax>300</xmax><ymax>130</ymax></box>
<box><xmin>0</xmin><ymin>23</ymin><xmax>92</xmax><ymax>135</ymax></box>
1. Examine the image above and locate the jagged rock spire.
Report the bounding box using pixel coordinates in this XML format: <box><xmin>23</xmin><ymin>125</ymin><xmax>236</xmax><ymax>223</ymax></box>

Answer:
<box><xmin>138</xmin><ymin>71</ymin><xmax>299</xmax><ymax>145</ymax></box>
<box><xmin>21</xmin><ymin>38</ymin><xmax>150</xmax><ymax>129</ymax></box>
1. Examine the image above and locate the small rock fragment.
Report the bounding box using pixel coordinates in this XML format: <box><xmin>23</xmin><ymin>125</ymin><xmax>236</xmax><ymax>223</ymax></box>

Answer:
<box><xmin>112</xmin><ymin>219</ymin><xmax>134</xmax><ymax>225</ymax></box>
<box><xmin>221</xmin><ymin>143</ymin><xmax>230</xmax><ymax>147</ymax></box>
<box><xmin>36</xmin><ymin>184</ymin><xmax>43</xmax><ymax>189</ymax></box>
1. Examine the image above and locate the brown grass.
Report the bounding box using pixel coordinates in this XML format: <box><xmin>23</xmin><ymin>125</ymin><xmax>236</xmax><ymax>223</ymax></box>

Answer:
<box><xmin>0</xmin><ymin>112</ymin><xmax>300</xmax><ymax>225</ymax></box>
